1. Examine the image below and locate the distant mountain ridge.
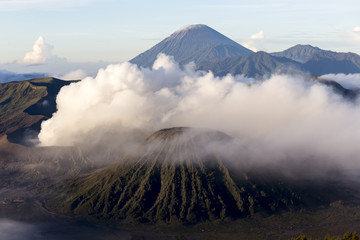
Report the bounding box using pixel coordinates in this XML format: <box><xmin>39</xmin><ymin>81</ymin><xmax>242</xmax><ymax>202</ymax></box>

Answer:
<box><xmin>130</xmin><ymin>24</ymin><xmax>253</xmax><ymax>68</ymax></box>
<box><xmin>130</xmin><ymin>25</ymin><xmax>360</xmax><ymax>79</ymax></box>
<box><xmin>271</xmin><ymin>44</ymin><xmax>360</xmax><ymax>76</ymax></box>
<box><xmin>197</xmin><ymin>51</ymin><xmax>304</xmax><ymax>78</ymax></box>
<box><xmin>271</xmin><ymin>44</ymin><xmax>324</xmax><ymax>63</ymax></box>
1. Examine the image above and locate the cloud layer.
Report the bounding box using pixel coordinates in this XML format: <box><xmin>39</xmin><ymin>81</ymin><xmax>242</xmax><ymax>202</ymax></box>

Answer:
<box><xmin>0</xmin><ymin>70</ymin><xmax>48</xmax><ymax>83</ymax></box>
<box><xmin>55</xmin><ymin>69</ymin><xmax>87</xmax><ymax>80</ymax></box>
<box><xmin>39</xmin><ymin>54</ymin><xmax>360</xmax><ymax>169</ymax></box>
<box><xmin>320</xmin><ymin>73</ymin><xmax>360</xmax><ymax>89</ymax></box>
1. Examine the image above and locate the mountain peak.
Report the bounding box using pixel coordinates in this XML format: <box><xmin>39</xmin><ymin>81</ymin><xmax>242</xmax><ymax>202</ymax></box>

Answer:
<box><xmin>130</xmin><ymin>24</ymin><xmax>253</xmax><ymax>68</ymax></box>
<box><xmin>271</xmin><ymin>44</ymin><xmax>323</xmax><ymax>63</ymax></box>
<box><xmin>175</xmin><ymin>24</ymin><xmax>209</xmax><ymax>33</ymax></box>
<box><xmin>292</xmin><ymin>44</ymin><xmax>320</xmax><ymax>49</ymax></box>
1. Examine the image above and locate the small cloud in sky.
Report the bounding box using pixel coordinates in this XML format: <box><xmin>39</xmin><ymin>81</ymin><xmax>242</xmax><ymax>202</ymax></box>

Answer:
<box><xmin>250</xmin><ymin>31</ymin><xmax>264</xmax><ymax>40</ymax></box>
<box><xmin>353</xmin><ymin>26</ymin><xmax>360</xmax><ymax>32</ymax></box>
<box><xmin>22</xmin><ymin>36</ymin><xmax>54</xmax><ymax>64</ymax></box>
<box><xmin>349</xmin><ymin>26</ymin><xmax>360</xmax><ymax>44</ymax></box>
<box><xmin>0</xmin><ymin>36</ymin><xmax>108</xmax><ymax>78</ymax></box>
<box><xmin>242</xmin><ymin>31</ymin><xmax>264</xmax><ymax>52</ymax></box>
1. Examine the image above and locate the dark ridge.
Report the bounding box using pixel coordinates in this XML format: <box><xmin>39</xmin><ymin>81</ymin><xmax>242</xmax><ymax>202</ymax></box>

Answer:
<box><xmin>307</xmin><ymin>77</ymin><xmax>359</xmax><ymax>100</ymax></box>
<box><xmin>25</xmin><ymin>78</ymin><xmax>76</xmax><ymax>117</ymax></box>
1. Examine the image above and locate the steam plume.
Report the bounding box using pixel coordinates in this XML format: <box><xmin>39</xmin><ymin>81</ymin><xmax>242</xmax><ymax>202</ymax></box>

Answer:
<box><xmin>39</xmin><ymin>54</ymin><xmax>360</xmax><ymax>169</ymax></box>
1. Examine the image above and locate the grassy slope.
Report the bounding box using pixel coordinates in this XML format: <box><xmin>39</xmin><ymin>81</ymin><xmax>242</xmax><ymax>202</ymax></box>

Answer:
<box><xmin>0</xmin><ymin>77</ymin><xmax>74</xmax><ymax>140</ymax></box>
<box><xmin>0</xmin><ymin>80</ymin><xmax>46</xmax><ymax>134</ymax></box>
<box><xmin>48</xmin><ymin>128</ymin><xmax>345</xmax><ymax>225</ymax></box>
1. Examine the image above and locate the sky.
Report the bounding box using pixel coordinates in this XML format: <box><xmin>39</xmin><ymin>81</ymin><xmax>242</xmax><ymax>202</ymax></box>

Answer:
<box><xmin>0</xmin><ymin>0</ymin><xmax>359</xmax><ymax>74</ymax></box>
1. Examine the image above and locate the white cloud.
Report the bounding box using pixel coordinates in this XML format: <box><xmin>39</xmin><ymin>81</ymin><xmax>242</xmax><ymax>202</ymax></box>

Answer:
<box><xmin>347</xmin><ymin>26</ymin><xmax>360</xmax><ymax>49</ymax></box>
<box><xmin>242</xmin><ymin>42</ymin><xmax>258</xmax><ymax>52</ymax></box>
<box><xmin>38</xmin><ymin>54</ymin><xmax>360</xmax><ymax>170</ymax></box>
<box><xmin>320</xmin><ymin>73</ymin><xmax>360</xmax><ymax>89</ymax></box>
<box><xmin>353</xmin><ymin>26</ymin><xmax>360</xmax><ymax>32</ymax></box>
<box><xmin>22</xmin><ymin>36</ymin><xmax>54</xmax><ymax>64</ymax></box>
<box><xmin>250</xmin><ymin>31</ymin><xmax>264</xmax><ymax>39</ymax></box>
<box><xmin>242</xmin><ymin>31</ymin><xmax>264</xmax><ymax>52</ymax></box>
<box><xmin>0</xmin><ymin>36</ymin><xmax>108</xmax><ymax>79</ymax></box>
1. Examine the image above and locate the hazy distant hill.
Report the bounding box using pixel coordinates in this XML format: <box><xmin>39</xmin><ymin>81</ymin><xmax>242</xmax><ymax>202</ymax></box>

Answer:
<box><xmin>197</xmin><ymin>51</ymin><xmax>303</xmax><ymax>78</ymax></box>
<box><xmin>271</xmin><ymin>44</ymin><xmax>324</xmax><ymax>63</ymax></box>
<box><xmin>0</xmin><ymin>71</ymin><xmax>48</xmax><ymax>83</ymax></box>
<box><xmin>197</xmin><ymin>44</ymin><xmax>360</xmax><ymax>78</ymax></box>
<box><xmin>303</xmin><ymin>51</ymin><xmax>360</xmax><ymax>76</ymax></box>
<box><xmin>271</xmin><ymin>44</ymin><xmax>360</xmax><ymax>76</ymax></box>
<box><xmin>130</xmin><ymin>24</ymin><xmax>253</xmax><ymax>68</ymax></box>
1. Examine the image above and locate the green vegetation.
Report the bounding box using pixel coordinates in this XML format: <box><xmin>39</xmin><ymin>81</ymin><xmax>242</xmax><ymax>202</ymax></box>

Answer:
<box><xmin>0</xmin><ymin>77</ymin><xmax>73</xmax><ymax>142</ymax></box>
<box><xmin>0</xmin><ymin>80</ymin><xmax>46</xmax><ymax>123</ymax></box>
<box><xmin>48</xmin><ymin>127</ymin><xmax>335</xmax><ymax>224</ymax></box>
<box><xmin>290</xmin><ymin>232</ymin><xmax>360</xmax><ymax>240</ymax></box>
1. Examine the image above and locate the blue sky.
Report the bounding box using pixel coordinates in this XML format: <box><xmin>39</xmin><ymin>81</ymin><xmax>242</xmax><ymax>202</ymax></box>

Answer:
<box><xmin>0</xmin><ymin>0</ymin><xmax>359</xmax><ymax>65</ymax></box>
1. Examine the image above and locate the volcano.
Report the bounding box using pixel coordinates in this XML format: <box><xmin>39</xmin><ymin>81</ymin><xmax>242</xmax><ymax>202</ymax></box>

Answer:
<box><xmin>130</xmin><ymin>24</ymin><xmax>253</xmax><ymax>68</ymax></box>
<box><xmin>48</xmin><ymin>127</ymin><xmax>344</xmax><ymax>224</ymax></box>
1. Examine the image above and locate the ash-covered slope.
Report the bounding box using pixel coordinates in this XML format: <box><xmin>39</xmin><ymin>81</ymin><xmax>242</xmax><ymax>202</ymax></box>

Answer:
<box><xmin>48</xmin><ymin>127</ymin><xmax>341</xmax><ymax>224</ymax></box>
<box><xmin>130</xmin><ymin>24</ymin><xmax>253</xmax><ymax>68</ymax></box>
<box><xmin>0</xmin><ymin>136</ymin><xmax>92</xmax><ymax>191</ymax></box>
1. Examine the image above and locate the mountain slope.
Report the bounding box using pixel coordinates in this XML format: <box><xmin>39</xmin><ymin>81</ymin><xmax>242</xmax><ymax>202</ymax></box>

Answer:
<box><xmin>48</xmin><ymin>127</ymin><xmax>348</xmax><ymax>224</ymax></box>
<box><xmin>271</xmin><ymin>44</ymin><xmax>360</xmax><ymax>75</ymax></box>
<box><xmin>130</xmin><ymin>24</ymin><xmax>253</xmax><ymax>68</ymax></box>
<box><xmin>0</xmin><ymin>77</ymin><xmax>74</xmax><ymax>145</ymax></box>
<box><xmin>0</xmin><ymin>135</ymin><xmax>92</xmax><ymax>191</ymax></box>
<box><xmin>303</xmin><ymin>51</ymin><xmax>360</xmax><ymax>76</ymax></box>
<box><xmin>271</xmin><ymin>44</ymin><xmax>324</xmax><ymax>63</ymax></box>
<box><xmin>197</xmin><ymin>44</ymin><xmax>360</xmax><ymax>78</ymax></box>
<box><xmin>197</xmin><ymin>51</ymin><xmax>303</xmax><ymax>78</ymax></box>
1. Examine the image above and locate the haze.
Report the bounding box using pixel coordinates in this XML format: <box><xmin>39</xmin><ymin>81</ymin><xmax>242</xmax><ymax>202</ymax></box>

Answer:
<box><xmin>38</xmin><ymin>54</ymin><xmax>360</xmax><ymax>172</ymax></box>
